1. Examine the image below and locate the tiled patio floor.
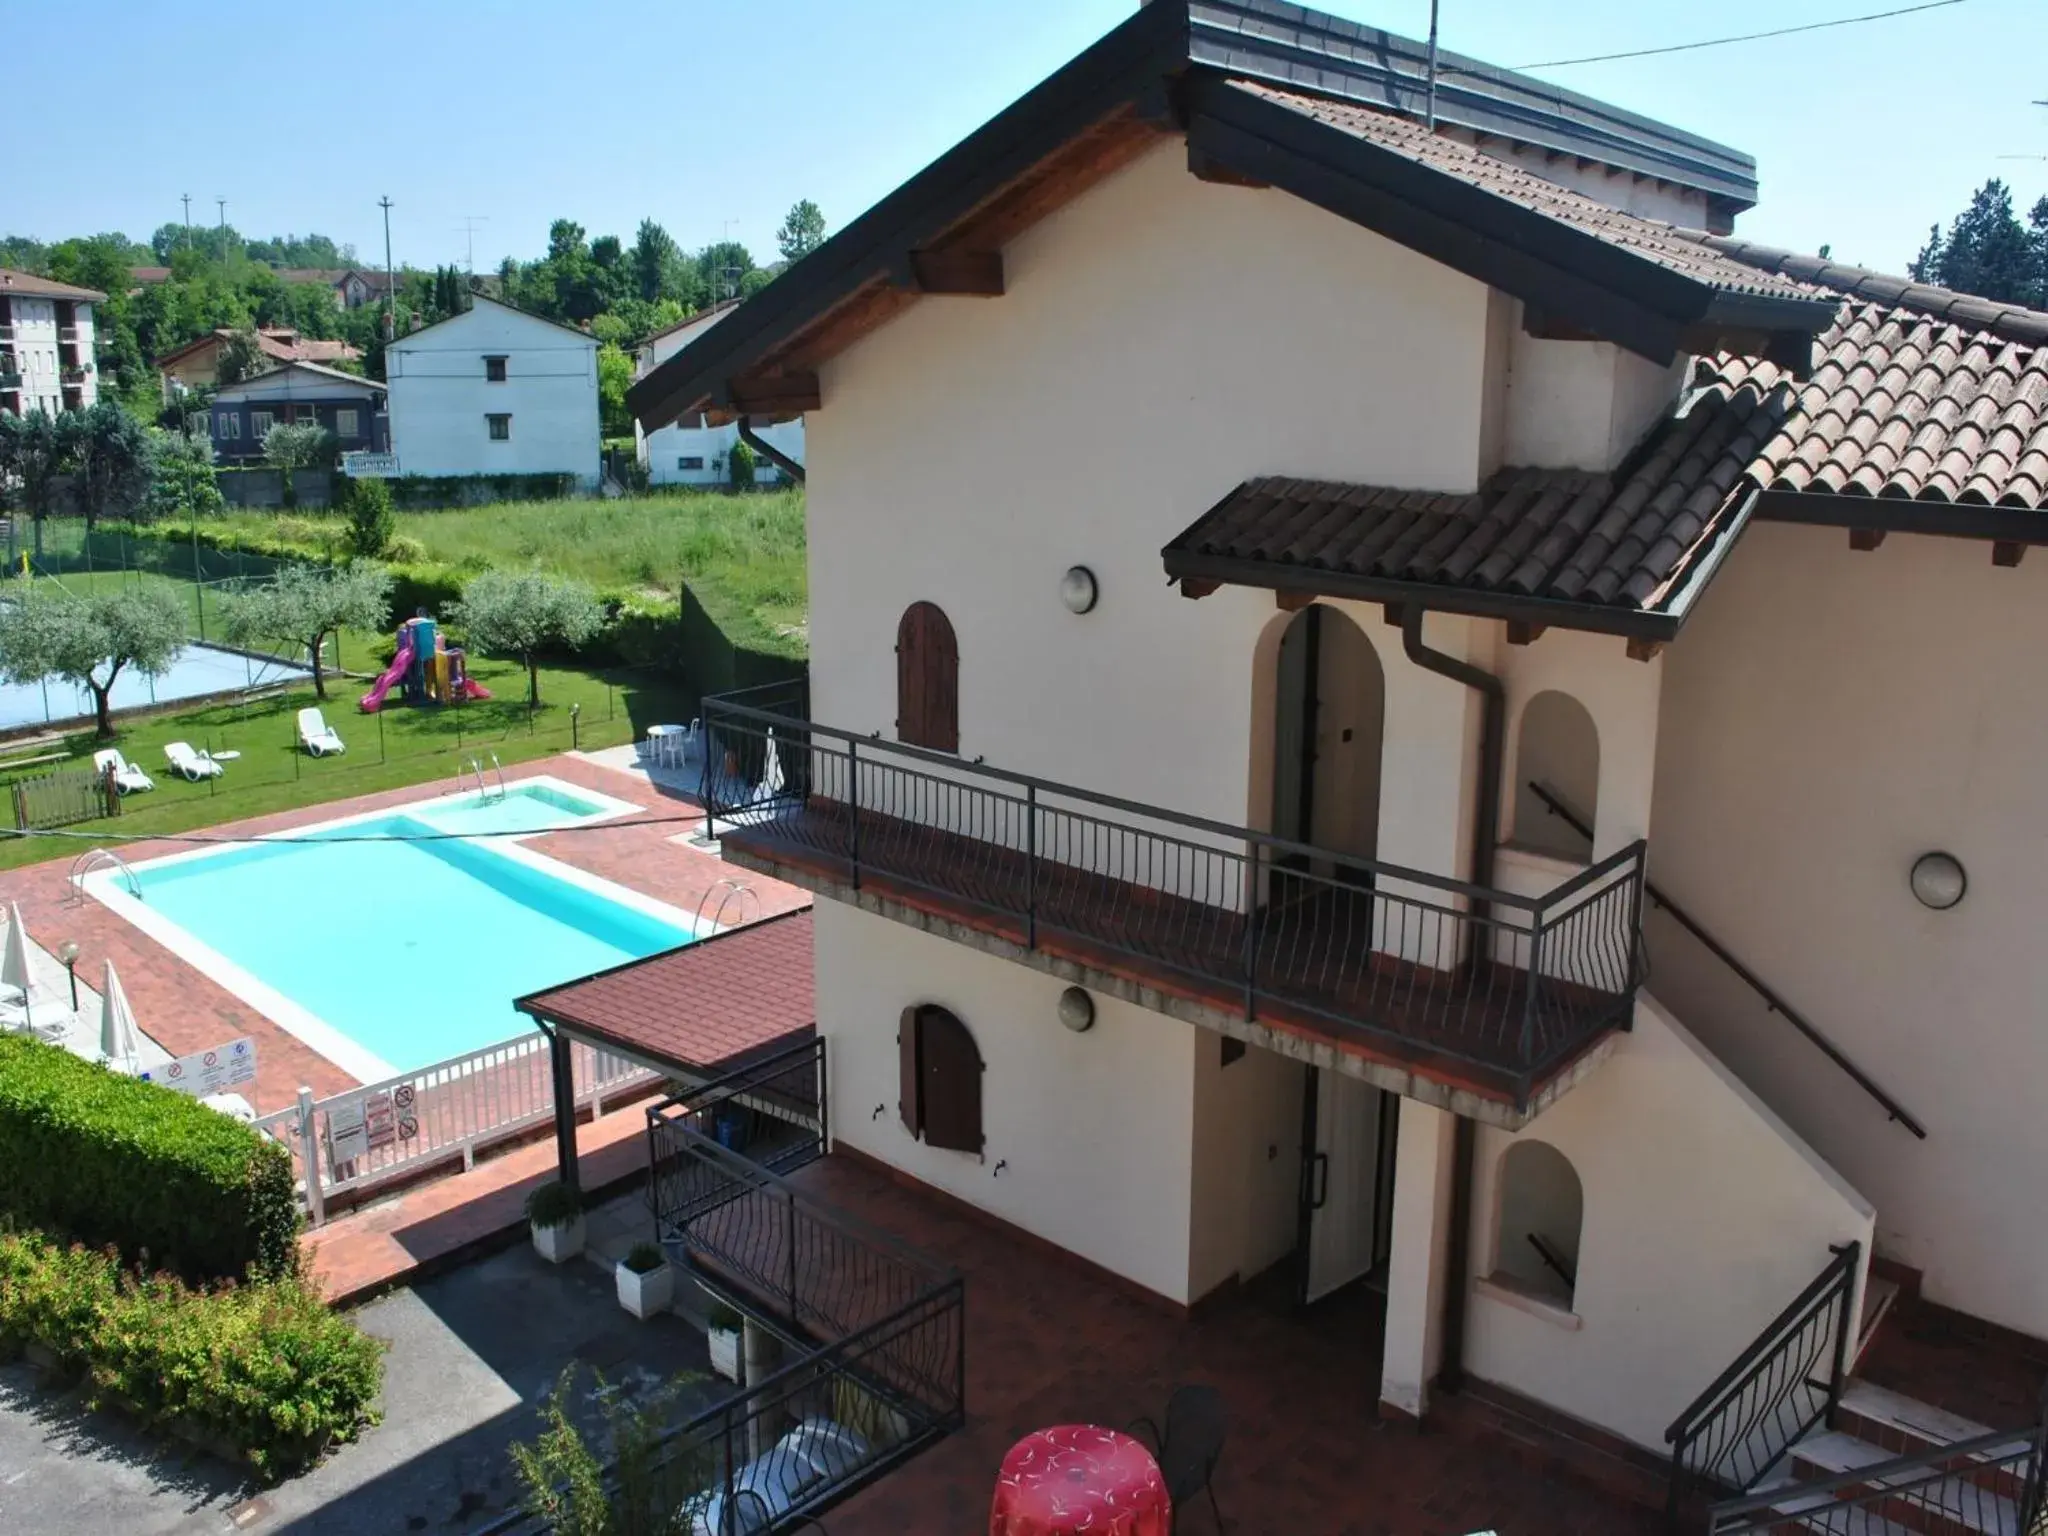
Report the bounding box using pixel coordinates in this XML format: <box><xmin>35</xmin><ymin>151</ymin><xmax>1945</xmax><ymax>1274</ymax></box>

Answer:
<box><xmin>0</xmin><ymin>751</ymin><xmax>808</xmax><ymax>1115</ymax></box>
<box><xmin>789</xmin><ymin>1156</ymin><xmax>1655</xmax><ymax>1536</ymax></box>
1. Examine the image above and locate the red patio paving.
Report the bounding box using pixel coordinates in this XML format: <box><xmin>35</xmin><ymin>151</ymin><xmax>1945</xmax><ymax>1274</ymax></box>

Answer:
<box><xmin>0</xmin><ymin>751</ymin><xmax>808</xmax><ymax>1116</ymax></box>
<box><xmin>793</xmin><ymin>1156</ymin><xmax>1655</xmax><ymax>1536</ymax></box>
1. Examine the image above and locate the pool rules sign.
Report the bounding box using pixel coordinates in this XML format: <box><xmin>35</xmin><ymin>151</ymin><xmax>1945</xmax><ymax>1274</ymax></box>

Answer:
<box><xmin>143</xmin><ymin>1037</ymin><xmax>257</xmax><ymax>1098</ymax></box>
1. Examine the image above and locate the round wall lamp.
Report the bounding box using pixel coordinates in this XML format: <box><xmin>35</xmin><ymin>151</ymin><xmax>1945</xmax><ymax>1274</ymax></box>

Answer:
<box><xmin>1057</xmin><ymin>986</ymin><xmax>1096</xmax><ymax>1032</ymax></box>
<box><xmin>1060</xmin><ymin>566</ymin><xmax>1099</xmax><ymax>615</ymax></box>
<box><xmin>1909</xmin><ymin>851</ymin><xmax>1967</xmax><ymax>911</ymax></box>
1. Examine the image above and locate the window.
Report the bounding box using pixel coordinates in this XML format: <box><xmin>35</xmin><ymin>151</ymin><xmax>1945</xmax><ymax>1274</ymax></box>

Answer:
<box><xmin>1491</xmin><ymin>1140</ymin><xmax>1583</xmax><ymax>1309</ymax></box>
<box><xmin>484</xmin><ymin>355</ymin><xmax>507</xmax><ymax>382</ymax></box>
<box><xmin>1511</xmin><ymin>691</ymin><xmax>1600</xmax><ymax>859</ymax></box>
<box><xmin>486</xmin><ymin>413</ymin><xmax>511</xmax><ymax>441</ymax></box>
<box><xmin>898</xmin><ymin>1004</ymin><xmax>983</xmax><ymax>1154</ymax></box>
<box><xmin>679</xmin><ymin>455</ymin><xmax>704</xmax><ymax>471</ymax></box>
<box><xmin>335</xmin><ymin>408</ymin><xmax>359</xmax><ymax>438</ymax></box>
<box><xmin>896</xmin><ymin>601</ymin><xmax>959</xmax><ymax>753</ymax></box>
<box><xmin>251</xmin><ymin>410</ymin><xmax>274</xmax><ymax>437</ymax></box>
<box><xmin>294</xmin><ymin>405</ymin><xmax>321</xmax><ymax>427</ymax></box>
<box><xmin>216</xmin><ymin>413</ymin><xmax>238</xmax><ymax>440</ymax></box>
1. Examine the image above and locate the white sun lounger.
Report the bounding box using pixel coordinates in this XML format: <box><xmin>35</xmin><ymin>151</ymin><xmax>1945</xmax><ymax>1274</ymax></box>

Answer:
<box><xmin>91</xmin><ymin>749</ymin><xmax>154</xmax><ymax>794</ymax></box>
<box><xmin>297</xmin><ymin>708</ymin><xmax>346</xmax><ymax>757</ymax></box>
<box><xmin>163</xmin><ymin>741</ymin><xmax>225</xmax><ymax>781</ymax></box>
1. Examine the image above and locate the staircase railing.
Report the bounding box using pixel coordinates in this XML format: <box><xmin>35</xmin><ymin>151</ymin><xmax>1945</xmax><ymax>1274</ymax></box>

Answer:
<box><xmin>1664</xmin><ymin>1241</ymin><xmax>1861</xmax><ymax>1524</ymax></box>
<box><xmin>1706</xmin><ymin>1406</ymin><xmax>2048</xmax><ymax>1535</ymax></box>
<box><xmin>1527</xmin><ymin>783</ymin><xmax>1925</xmax><ymax>1139</ymax></box>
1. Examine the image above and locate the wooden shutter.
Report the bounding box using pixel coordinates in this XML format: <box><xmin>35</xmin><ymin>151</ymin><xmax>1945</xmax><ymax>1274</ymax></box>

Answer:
<box><xmin>896</xmin><ymin>602</ymin><xmax>959</xmax><ymax>753</ymax></box>
<box><xmin>898</xmin><ymin>1006</ymin><xmax>922</xmax><ymax>1137</ymax></box>
<box><xmin>918</xmin><ymin>1006</ymin><xmax>985</xmax><ymax>1155</ymax></box>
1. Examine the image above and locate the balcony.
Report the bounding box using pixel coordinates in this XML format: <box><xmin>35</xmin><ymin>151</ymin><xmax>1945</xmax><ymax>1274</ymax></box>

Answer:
<box><xmin>58</xmin><ymin>325</ymin><xmax>84</xmax><ymax>343</ymax></box>
<box><xmin>59</xmin><ymin>365</ymin><xmax>88</xmax><ymax>385</ymax></box>
<box><xmin>702</xmin><ymin>688</ymin><xmax>1647</xmax><ymax>1118</ymax></box>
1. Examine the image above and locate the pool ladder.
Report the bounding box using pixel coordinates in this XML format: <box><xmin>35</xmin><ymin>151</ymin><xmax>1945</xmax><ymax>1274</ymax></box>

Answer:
<box><xmin>68</xmin><ymin>847</ymin><xmax>141</xmax><ymax>904</ymax></box>
<box><xmin>693</xmin><ymin>879</ymin><xmax>760</xmax><ymax>931</ymax></box>
<box><xmin>464</xmin><ymin>754</ymin><xmax>509</xmax><ymax>804</ymax></box>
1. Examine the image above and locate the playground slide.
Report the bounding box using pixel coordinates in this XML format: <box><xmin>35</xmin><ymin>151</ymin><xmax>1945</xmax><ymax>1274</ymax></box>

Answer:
<box><xmin>358</xmin><ymin>637</ymin><xmax>416</xmax><ymax>713</ymax></box>
<box><xmin>453</xmin><ymin>678</ymin><xmax>492</xmax><ymax>702</ymax></box>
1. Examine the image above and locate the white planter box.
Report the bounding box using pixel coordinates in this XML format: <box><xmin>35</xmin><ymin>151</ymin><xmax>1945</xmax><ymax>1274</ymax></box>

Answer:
<box><xmin>708</xmin><ymin>1326</ymin><xmax>742</xmax><ymax>1383</ymax></box>
<box><xmin>616</xmin><ymin>1260</ymin><xmax>675</xmax><ymax>1320</ymax></box>
<box><xmin>531</xmin><ymin>1215</ymin><xmax>586</xmax><ymax>1264</ymax></box>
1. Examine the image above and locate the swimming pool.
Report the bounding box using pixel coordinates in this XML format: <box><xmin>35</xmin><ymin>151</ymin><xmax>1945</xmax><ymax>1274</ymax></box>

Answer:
<box><xmin>91</xmin><ymin>778</ymin><xmax>697</xmax><ymax>1081</ymax></box>
<box><xmin>0</xmin><ymin>641</ymin><xmax>311</xmax><ymax>732</ymax></box>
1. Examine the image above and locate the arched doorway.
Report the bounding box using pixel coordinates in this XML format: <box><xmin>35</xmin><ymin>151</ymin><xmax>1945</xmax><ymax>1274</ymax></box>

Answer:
<box><xmin>1270</xmin><ymin>604</ymin><xmax>1386</xmax><ymax>867</ymax></box>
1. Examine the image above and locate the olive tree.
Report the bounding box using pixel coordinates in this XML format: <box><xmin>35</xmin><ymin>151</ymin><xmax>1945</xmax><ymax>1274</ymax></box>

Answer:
<box><xmin>452</xmin><ymin>570</ymin><xmax>602</xmax><ymax>708</ymax></box>
<box><xmin>0</xmin><ymin>583</ymin><xmax>187</xmax><ymax>739</ymax></box>
<box><xmin>261</xmin><ymin>421</ymin><xmax>333</xmax><ymax>509</ymax></box>
<box><xmin>215</xmin><ymin>562</ymin><xmax>392</xmax><ymax>700</ymax></box>
<box><xmin>70</xmin><ymin>401</ymin><xmax>157</xmax><ymax>529</ymax></box>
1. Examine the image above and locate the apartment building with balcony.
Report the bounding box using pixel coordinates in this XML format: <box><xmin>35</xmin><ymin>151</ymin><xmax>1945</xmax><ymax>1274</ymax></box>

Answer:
<box><xmin>0</xmin><ymin>268</ymin><xmax>103</xmax><ymax>416</ymax></box>
<box><xmin>629</xmin><ymin>3</ymin><xmax>2048</xmax><ymax>1522</ymax></box>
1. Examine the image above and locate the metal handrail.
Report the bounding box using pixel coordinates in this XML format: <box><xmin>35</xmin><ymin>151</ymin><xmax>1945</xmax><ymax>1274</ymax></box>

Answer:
<box><xmin>711</xmin><ymin>694</ymin><xmax>1637</xmax><ymax>916</ymax></box>
<box><xmin>68</xmin><ymin>845</ymin><xmax>139</xmax><ymax>902</ymax></box>
<box><xmin>1527</xmin><ymin>781</ymin><xmax>1927</xmax><ymax>1140</ymax></box>
<box><xmin>1664</xmin><ymin>1241</ymin><xmax>1860</xmax><ymax>1521</ymax></box>
<box><xmin>487</xmin><ymin>751</ymin><xmax>507</xmax><ymax>802</ymax></box>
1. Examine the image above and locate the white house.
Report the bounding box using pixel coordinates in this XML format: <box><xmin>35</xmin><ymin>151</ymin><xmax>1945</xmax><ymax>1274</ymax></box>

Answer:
<box><xmin>636</xmin><ymin>300</ymin><xmax>805</xmax><ymax>486</ymax></box>
<box><xmin>384</xmin><ymin>295</ymin><xmax>600</xmax><ymax>489</ymax></box>
<box><xmin>629</xmin><ymin>1</ymin><xmax>2048</xmax><ymax>1523</ymax></box>
<box><xmin>0</xmin><ymin>268</ymin><xmax>101</xmax><ymax>416</ymax></box>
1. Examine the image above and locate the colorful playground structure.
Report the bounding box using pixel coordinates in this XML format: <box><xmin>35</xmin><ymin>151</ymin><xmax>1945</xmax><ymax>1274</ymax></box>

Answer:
<box><xmin>359</xmin><ymin>614</ymin><xmax>491</xmax><ymax>713</ymax></box>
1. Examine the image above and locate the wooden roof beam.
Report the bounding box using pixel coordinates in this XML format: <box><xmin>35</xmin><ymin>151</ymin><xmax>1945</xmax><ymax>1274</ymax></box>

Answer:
<box><xmin>892</xmin><ymin>250</ymin><xmax>1005</xmax><ymax>296</ymax></box>
<box><xmin>720</xmin><ymin>372</ymin><xmax>821</xmax><ymax>418</ymax></box>
<box><xmin>1849</xmin><ymin>527</ymin><xmax>1885</xmax><ymax>552</ymax></box>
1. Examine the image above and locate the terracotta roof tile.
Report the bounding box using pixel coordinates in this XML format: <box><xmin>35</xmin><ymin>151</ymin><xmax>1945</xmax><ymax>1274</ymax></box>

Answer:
<box><xmin>518</xmin><ymin>910</ymin><xmax>814</xmax><ymax>1073</ymax></box>
<box><xmin>0</xmin><ymin>267</ymin><xmax>106</xmax><ymax>302</ymax></box>
<box><xmin>1232</xmin><ymin>83</ymin><xmax>1824</xmax><ymax>305</ymax></box>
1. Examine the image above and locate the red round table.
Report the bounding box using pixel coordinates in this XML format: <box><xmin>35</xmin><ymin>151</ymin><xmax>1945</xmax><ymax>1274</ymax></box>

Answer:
<box><xmin>989</xmin><ymin>1424</ymin><xmax>1171</xmax><ymax>1536</ymax></box>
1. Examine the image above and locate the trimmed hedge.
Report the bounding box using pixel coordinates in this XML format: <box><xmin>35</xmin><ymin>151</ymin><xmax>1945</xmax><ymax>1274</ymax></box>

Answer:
<box><xmin>0</xmin><ymin>1225</ymin><xmax>383</xmax><ymax>1476</ymax></box>
<box><xmin>0</xmin><ymin>1034</ymin><xmax>298</xmax><ymax>1282</ymax></box>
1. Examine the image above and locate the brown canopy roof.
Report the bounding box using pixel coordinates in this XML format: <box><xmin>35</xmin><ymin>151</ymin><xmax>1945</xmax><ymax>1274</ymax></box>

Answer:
<box><xmin>517</xmin><ymin>909</ymin><xmax>815</xmax><ymax>1075</ymax></box>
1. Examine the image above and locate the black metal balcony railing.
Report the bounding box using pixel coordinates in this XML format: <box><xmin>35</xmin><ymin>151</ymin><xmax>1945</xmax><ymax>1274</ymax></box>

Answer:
<box><xmin>702</xmin><ymin>686</ymin><xmax>1647</xmax><ymax>1104</ymax></box>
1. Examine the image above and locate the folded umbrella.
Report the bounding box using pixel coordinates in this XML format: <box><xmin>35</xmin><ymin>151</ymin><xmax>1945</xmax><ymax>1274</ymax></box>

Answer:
<box><xmin>100</xmin><ymin>960</ymin><xmax>140</xmax><ymax>1073</ymax></box>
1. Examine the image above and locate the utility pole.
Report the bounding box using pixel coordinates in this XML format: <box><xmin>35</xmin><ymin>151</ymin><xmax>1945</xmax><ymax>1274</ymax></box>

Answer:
<box><xmin>379</xmin><ymin>196</ymin><xmax>396</xmax><ymax>340</ymax></box>
<box><xmin>1424</xmin><ymin>0</ymin><xmax>1442</xmax><ymax>130</ymax></box>
<box><xmin>180</xmin><ymin>194</ymin><xmax>191</xmax><ymax>249</ymax></box>
<box><xmin>215</xmin><ymin>197</ymin><xmax>227</xmax><ymax>259</ymax></box>
<box><xmin>454</xmin><ymin>215</ymin><xmax>488</xmax><ymax>274</ymax></box>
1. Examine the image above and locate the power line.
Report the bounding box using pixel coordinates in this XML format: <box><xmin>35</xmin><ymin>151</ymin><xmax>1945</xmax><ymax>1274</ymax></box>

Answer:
<box><xmin>1512</xmin><ymin>0</ymin><xmax>1965</xmax><ymax>71</ymax></box>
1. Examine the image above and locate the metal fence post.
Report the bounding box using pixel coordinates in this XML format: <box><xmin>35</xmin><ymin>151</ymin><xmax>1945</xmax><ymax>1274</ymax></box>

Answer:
<box><xmin>1024</xmin><ymin>782</ymin><xmax>1037</xmax><ymax>949</ymax></box>
<box><xmin>847</xmin><ymin>737</ymin><xmax>861</xmax><ymax>892</ymax></box>
<box><xmin>296</xmin><ymin>1085</ymin><xmax>326</xmax><ymax>1227</ymax></box>
<box><xmin>1241</xmin><ymin>841</ymin><xmax>1262</xmax><ymax>1021</ymax></box>
<box><xmin>1520</xmin><ymin>911</ymin><xmax>1545</xmax><ymax>1075</ymax></box>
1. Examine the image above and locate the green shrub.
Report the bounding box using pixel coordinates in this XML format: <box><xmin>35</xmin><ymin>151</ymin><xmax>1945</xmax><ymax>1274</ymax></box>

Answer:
<box><xmin>384</xmin><ymin>533</ymin><xmax>427</xmax><ymax>563</ymax></box>
<box><xmin>0</xmin><ymin>1034</ymin><xmax>298</xmax><ymax>1282</ymax></box>
<box><xmin>0</xmin><ymin>1224</ymin><xmax>383</xmax><ymax>1477</ymax></box>
<box><xmin>623</xmin><ymin>1242</ymin><xmax>663</xmax><ymax>1274</ymax></box>
<box><xmin>337</xmin><ymin>476</ymin><xmax>396</xmax><ymax>561</ymax></box>
<box><xmin>525</xmin><ymin>1181</ymin><xmax>582</xmax><ymax>1230</ymax></box>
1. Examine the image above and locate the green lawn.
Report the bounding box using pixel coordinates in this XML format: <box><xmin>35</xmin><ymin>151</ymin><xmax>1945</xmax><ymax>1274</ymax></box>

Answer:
<box><xmin>97</xmin><ymin>488</ymin><xmax>809</xmax><ymax>659</ymax></box>
<box><xmin>0</xmin><ymin>646</ymin><xmax>697</xmax><ymax>874</ymax></box>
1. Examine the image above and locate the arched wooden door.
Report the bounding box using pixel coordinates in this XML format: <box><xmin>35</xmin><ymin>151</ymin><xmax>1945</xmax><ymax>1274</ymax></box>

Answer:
<box><xmin>896</xmin><ymin>601</ymin><xmax>959</xmax><ymax>753</ymax></box>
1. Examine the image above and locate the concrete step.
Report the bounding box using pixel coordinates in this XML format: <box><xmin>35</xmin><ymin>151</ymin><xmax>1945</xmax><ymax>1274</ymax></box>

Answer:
<box><xmin>1838</xmin><ymin>1381</ymin><xmax>2035</xmax><ymax>1503</ymax></box>
<box><xmin>1790</xmin><ymin>1429</ymin><xmax>2022</xmax><ymax>1536</ymax></box>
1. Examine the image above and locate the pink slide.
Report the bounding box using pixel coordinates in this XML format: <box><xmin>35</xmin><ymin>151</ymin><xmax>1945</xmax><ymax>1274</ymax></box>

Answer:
<box><xmin>359</xmin><ymin>637</ymin><xmax>415</xmax><ymax>713</ymax></box>
<box><xmin>453</xmin><ymin>677</ymin><xmax>492</xmax><ymax>702</ymax></box>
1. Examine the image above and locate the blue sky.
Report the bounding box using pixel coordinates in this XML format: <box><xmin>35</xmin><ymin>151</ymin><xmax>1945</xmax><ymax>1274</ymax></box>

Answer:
<box><xmin>9</xmin><ymin>1</ymin><xmax>2044</xmax><ymax>277</ymax></box>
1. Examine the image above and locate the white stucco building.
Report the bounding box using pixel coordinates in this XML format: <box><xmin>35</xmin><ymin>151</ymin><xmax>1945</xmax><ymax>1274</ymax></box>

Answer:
<box><xmin>636</xmin><ymin>301</ymin><xmax>805</xmax><ymax>486</ymax></box>
<box><xmin>384</xmin><ymin>295</ymin><xmax>600</xmax><ymax>488</ymax></box>
<box><xmin>0</xmin><ymin>268</ymin><xmax>102</xmax><ymax>416</ymax></box>
<box><xmin>627</xmin><ymin>1</ymin><xmax>2048</xmax><ymax>1523</ymax></box>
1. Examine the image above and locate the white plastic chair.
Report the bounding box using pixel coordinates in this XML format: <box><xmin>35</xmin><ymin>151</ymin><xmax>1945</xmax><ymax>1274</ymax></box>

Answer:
<box><xmin>297</xmin><ymin>707</ymin><xmax>346</xmax><ymax>757</ymax></box>
<box><xmin>91</xmin><ymin>749</ymin><xmax>154</xmax><ymax>794</ymax></box>
<box><xmin>163</xmin><ymin>741</ymin><xmax>224</xmax><ymax>781</ymax></box>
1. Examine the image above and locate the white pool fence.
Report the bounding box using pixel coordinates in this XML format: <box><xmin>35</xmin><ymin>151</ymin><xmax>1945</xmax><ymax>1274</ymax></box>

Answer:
<box><xmin>253</xmin><ymin>1032</ymin><xmax>657</xmax><ymax>1225</ymax></box>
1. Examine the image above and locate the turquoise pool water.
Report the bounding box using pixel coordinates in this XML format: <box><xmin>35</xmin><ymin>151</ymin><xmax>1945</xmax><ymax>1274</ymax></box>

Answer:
<box><xmin>133</xmin><ymin>789</ymin><xmax>688</xmax><ymax>1075</ymax></box>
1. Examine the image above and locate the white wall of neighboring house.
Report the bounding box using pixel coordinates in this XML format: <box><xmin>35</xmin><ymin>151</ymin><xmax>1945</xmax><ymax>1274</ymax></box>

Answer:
<box><xmin>3</xmin><ymin>296</ymin><xmax>95</xmax><ymax>414</ymax></box>
<box><xmin>385</xmin><ymin>298</ymin><xmax>600</xmax><ymax>486</ymax></box>
<box><xmin>1463</xmin><ymin>994</ymin><xmax>1874</xmax><ymax>1453</ymax></box>
<box><xmin>645</xmin><ymin>415</ymin><xmax>805</xmax><ymax>487</ymax></box>
<box><xmin>1650</xmin><ymin>521</ymin><xmax>2048</xmax><ymax>1341</ymax></box>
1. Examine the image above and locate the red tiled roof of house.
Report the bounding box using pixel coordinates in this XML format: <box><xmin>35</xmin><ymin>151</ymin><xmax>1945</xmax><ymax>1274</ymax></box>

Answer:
<box><xmin>517</xmin><ymin>910</ymin><xmax>815</xmax><ymax>1073</ymax></box>
<box><xmin>1690</xmin><ymin>240</ymin><xmax>2048</xmax><ymax>509</ymax></box>
<box><xmin>0</xmin><ymin>267</ymin><xmax>107</xmax><ymax>302</ymax></box>
<box><xmin>1230</xmin><ymin>83</ymin><xmax>1825</xmax><ymax>305</ymax></box>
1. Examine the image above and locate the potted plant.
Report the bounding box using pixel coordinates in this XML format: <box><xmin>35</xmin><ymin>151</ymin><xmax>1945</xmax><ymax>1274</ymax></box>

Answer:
<box><xmin>526</xmin><ymin>1181</ymin><xmax>585</xmax><ymax>1264</ymax></box>
<box><xmin>615</xmin><ymin>1242</ymin><xmax>674</xmax><ymax>1321</ymax></box>
<box><xmin>706</xmin><ymin>1300</ymin><xmax>743</xmax><ymax>1383</ymax></box>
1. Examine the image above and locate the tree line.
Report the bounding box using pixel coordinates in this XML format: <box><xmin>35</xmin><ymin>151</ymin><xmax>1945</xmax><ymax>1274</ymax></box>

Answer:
<box><xmin>1908</xmin><ymin>179</ymin><xmax>2048</xmax><ymax>309</ymax></box>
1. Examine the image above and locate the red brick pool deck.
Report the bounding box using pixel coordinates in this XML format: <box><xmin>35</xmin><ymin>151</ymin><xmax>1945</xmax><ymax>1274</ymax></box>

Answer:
<box><xmin>0</xmin><ymin>751</ymin><xmax>810</xmax><ymax>1116</ymax></box>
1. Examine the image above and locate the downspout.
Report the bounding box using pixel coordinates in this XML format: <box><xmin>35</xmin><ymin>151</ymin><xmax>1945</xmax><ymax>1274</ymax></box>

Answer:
<box><xmin>736</xmin><ymin>415</ymin><xmax>805</xmax><ymax>485</ymax></box>
<box><xmin>1400</xmin><ymin>605</ymin><xmax>1504</xmax><ymax>1396</ymax></box>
